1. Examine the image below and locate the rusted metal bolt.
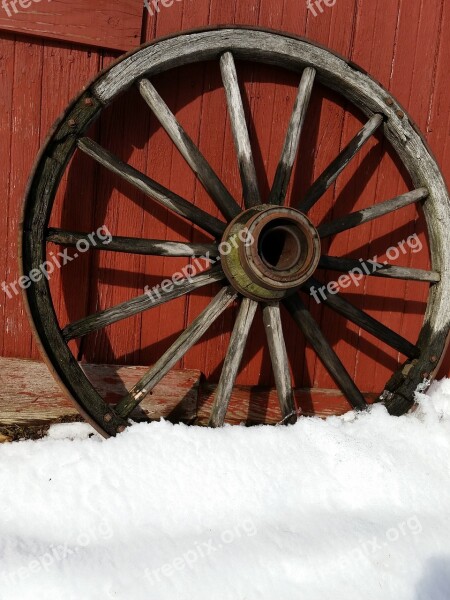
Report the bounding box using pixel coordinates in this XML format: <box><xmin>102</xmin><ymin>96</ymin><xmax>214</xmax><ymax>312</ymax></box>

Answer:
<box><xmin>68</xmin><ymin>118</ymin><xmax>77</xmax><ymax>128</ymax></box>
<box><xmin>84</xmin><ymin>97</ymin><xmax>94</xmax><ymax>107</ymax></box>
<box><xmin>385</xmin><ymin>97</ymin><xmax>394</xmax><ymax>106</ymax></box>
<box><xmin>117</xmin><ymin>425</ymin><xmax>127</xmax><ymax>433</ymax></box>
<box><xmin>396</xmin><ymin>110</ymin><xmax>405</xmax><ymax>119</ymax></box>
<box><xmin>103</xmin><ymin>413</ymin><xmax>113</xmax><ymax>423</ymax></box>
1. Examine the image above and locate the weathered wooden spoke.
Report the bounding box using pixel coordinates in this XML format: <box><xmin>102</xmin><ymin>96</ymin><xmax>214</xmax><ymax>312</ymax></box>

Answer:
<box><xmin>139</xmin><ymin>78</ymin><xmax>241</xmax><ymax>221</ymax></box>
<box><xmin>63</xmin><ymin>265</ymin><xmax>225</xmax><ymax>341</ymax></box>
<box><xmin>305</xmin><ymin>276</ymin><xmax>420</xmax><ymax>358</ymax></box>
<box><xmin>298</xmin><ymin>113</ymin><xmax>384</xmax><ymax>213</ymax></box>
<box><xmin>318</xmin><ymin>188</ymin><xmax>429</xmax><ymax>238</ymax></box>
<box><xmin>220</xmin><ymin>52</ymin><xmax>261</xmax><ymax>208</ymax></box>
<box><xmin>269</xmin><ymin>67</ymin><xmax>316</xmax><ymax>206</ymax></box>
<box><xmin>116</xmin><ymin>286</ymin><xmax>238</xmax><ymax>418</ymax></box>
<box><xmin>21</xmin><ymin>29</ymin><xmax>450</xmax><ymax>436</ymax></box>
<box><xmin>78</xmin><ymin>137</ymin><xmax>225</xmax><ymax>239</ymax></box>
<box><xmin>47</xmin><ymin>228</ymin><xmax>218</xmax><ymax>258</ymax></box>
<box><xmin>318</xmin><ymin>256</ymin><xmax>440</xmax><ymax>283</ymax></box>
<box><xmin>209</xmin><ymin>297</ymin><xmax>258</xmax><ymax>427</ymax></box>
<box><xmin>262</xmin><ymin>304</ymin><xmax>297</xmax><ymax>422</ymax></box>
<box><xmin>284</xmin><ymin>295</ymin><xmax>367</xmax><ymax>410</ymax></box>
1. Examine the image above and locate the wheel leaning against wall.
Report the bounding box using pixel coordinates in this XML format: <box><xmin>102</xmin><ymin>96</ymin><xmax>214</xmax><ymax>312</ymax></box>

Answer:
<box><xmin>20</xmin><ymin>27</ymin><xmax>450</xmax><ymax>437</ymax></box>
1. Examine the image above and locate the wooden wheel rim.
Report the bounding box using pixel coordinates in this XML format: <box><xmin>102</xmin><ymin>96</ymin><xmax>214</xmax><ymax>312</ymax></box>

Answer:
<box><xmin>20</xmin><ymin>27</ymin><xmax>450</xmax><ymax>437</ymax></box>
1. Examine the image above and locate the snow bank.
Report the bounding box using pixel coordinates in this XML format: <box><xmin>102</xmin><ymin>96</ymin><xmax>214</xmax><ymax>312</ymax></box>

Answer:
<box><xmin>1</xmin><ymin>381</ymin><xmax>450</xmax><ymax>600</ymax></box>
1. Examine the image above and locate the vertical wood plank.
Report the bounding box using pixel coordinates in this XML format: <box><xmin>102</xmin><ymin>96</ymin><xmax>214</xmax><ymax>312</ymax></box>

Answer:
<box><xmin>44</xmin><ymin>44</ymin><xmax>103</xmax><ymax>362</ymax></box>
<box><xmin>291</xmin><ymin>0</ymin><xmax>359</xmax><ymax>391</ymax></box>
<box><xmin>139</xmin><ymin>0</ymin><xmax>214</xmax><ymax>374</ymax></box>
<box><xmin>0</xmin><ymin>33</ymin><xmax>15</xmax><ymax>358</ymax></box>
<box><xmin>2</xmin><ymin>37</ymin><xmax>43</xmax><ymax>359</ymax></box>
<box><xmin>310</xmin><ymin>0</ymin><xmax>407</xmax><ymax>395</ymax></box>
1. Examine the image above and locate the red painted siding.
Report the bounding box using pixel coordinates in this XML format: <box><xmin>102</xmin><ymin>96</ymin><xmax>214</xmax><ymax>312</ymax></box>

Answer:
<box><xmin>1</xmin><ymin>0</ymin><xmax>449</xmax><ymax>405</ymax></box>
<box><xmin>0</xmin><ymin>0</ymin><xmax>142</xmax><ymax>51</ymax></box>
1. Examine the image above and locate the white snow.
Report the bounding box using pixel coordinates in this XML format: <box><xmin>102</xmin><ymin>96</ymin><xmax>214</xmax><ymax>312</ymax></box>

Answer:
<box><xmin>1</xmin><ymin>381</ymin><xmax>450</xmax><ymax>600</ymax></box>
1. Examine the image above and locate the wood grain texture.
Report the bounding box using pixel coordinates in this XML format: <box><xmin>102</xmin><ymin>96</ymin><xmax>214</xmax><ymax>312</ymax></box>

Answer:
<box><xmin>0</xmin><ymin>357</ymin><xmax>200</xmax><ymax>425</ymax></box>
<box><xmin>220</xmin><ymin>52</ymin><xmax>261</xmax><ymax>208</ymax></box>
<box><xmin>63</xmin><ymin>265</ymin><xmax>225</xmax><ymax>341</ymax></box>
<box><xmin>318</xmin><ymin>188</ymin><xmax>429</xmax><ymax>238</ymax></box>
<box><xmin>116</xmin><ymin>286</ymin><xmax>238</xmax><ymax>417</ymax></box>
<box><xmin>305</xmin><ymin>276</ymin><xmax>420</xmax><ymax>358</ymax></box>
<box><xmin>77</xmin><ymin>137</ymin><xmax>226</xmax><ymax>238</ymax></box>
<box><xmin>0</xmin><ymin>358</ymin><xmax>379</xmax><ymax>427</ymax></box>
<box><xmin>262</xmin><ymin>303</ymin><xmax>297</xmax><ymax>422</ymax></box>
<box><xmin>2</xmin><ymin>38</ymin><xmax>43</xmax><ymax>360</ymax></box>
<box><xmin>0</xmin><ymin>0</ymin><xmax>142</xmax><ymax>51</ymax></box>
<box><xmin>298</xmin><ymin>113</ymin><xmax>384</xmax><ymax>213</ymax></box>
<box><xmin>318</xmin><ymin>256</ymin><xmax>440</xmax><ymax>283</ymax></box>
<box><xmin>198</xmin><ymin>385</ymin><xmax>379</xmax><ymax>425</ymax></box>
<box><xmin>47</xmin><ymin>228</ymin><xmax>218</xmax><ymax>258</ymax></box>
<box><xmin>269</xmin><ymin>67</ymin><xmax>316</xmax><ymax>206</ymax></box>
<box><xmin>209</xmin><ymin>297</ymin><xmax>258</xmax><ymax>427</ymax></box>
<box><xmin>21</xmin><ymin>25</ymin><xmax>450</xmax><ymax>426</ymax></box>
<box><xmin>139</xmin><ymin>78</ymin><xmax>241</xmax><ymax>221</ymax></box>
<box><xmin>284</xmin><ymin>294</ymin><xmax>367</xmax><ymax>410</ymax></box>
<box><xmin>2</xmin><ymin>0</ymin><xmax>450</xmax><ymax>421</ymax></box>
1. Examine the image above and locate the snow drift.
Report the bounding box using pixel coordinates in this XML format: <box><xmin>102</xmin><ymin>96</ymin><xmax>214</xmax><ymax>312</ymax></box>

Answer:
<box><xmin>1</xmin><ymin>380</ymin><xmax>450</xmax><ymax>600</ymax></box>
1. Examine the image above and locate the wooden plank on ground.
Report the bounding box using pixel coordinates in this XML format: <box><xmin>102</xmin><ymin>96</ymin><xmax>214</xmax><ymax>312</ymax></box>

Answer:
<box><xmin>198</xmin><ymin>384</ymin><xmax>378</xmax><ymax>425</ymax></box>
<box><xmin>0</xmin><ymin>357</ymin><xmax>378</xmax><ymax>429</ymax></box>
<box><xmin>0</xmin><ymin>357</ymin><xmax>200</xmax><ymax>425</ymax></box>
<box><xmin>0</xmin><ymin>0</ymin><xmax>142</xmax><ymax>51</ymax></box>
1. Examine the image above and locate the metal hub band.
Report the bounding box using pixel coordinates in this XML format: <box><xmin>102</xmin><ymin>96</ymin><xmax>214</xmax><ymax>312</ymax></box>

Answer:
<box><xmin>220</xmin><ymin>205</ymin><xmax>321</xmax><ymax>301</ymax></box>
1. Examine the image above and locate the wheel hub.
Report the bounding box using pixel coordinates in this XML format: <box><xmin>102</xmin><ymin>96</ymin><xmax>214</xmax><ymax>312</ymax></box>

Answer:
<box><xmin>220</xmin><ymin>205</ymin><xmax>321</xmax><ymax>301</ymax></box>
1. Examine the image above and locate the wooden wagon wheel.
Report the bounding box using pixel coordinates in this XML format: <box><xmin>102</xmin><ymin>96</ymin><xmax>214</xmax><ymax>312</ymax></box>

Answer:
<box><xmin>20</xmin><ymin>27</ymin><xmax>450</xmax><ymax>437</ymax></box>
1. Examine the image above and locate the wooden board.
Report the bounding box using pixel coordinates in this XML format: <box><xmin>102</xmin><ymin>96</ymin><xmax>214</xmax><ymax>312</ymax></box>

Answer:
<box><xmin>199</xmin><ymin>385</ymin><xmax>378</xmax><ymax>426</ymax></box>
<box><xmin>0</xmin><ymin>357</ymin><xmax>378</xmax><ymax>428</ymax></box>
<box><xmin>0</xmin><ymin>0</ymin><xmax>142</xmax><ymax>51</ymax></box>
<box><xmin>0</xmin><ymin>357</ymin><xmax>200</xmax><ymax>425</ymax></box>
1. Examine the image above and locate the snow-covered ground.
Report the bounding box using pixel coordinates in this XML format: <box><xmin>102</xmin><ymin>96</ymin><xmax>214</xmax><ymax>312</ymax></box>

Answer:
<box><xmin>1</xmin><ymin>381</ymin><xmax>450</xmax><ymax>600</ymax></box>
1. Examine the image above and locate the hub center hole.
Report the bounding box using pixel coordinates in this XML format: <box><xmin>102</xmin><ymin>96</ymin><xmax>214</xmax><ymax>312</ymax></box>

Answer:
<box><xmin>259</xmin><ymin>221</ymin><xmax>304</xmax><ymax>271</ymax></box>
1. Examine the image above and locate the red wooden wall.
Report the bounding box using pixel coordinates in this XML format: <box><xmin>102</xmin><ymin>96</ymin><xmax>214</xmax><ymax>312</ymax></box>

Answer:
<box><xmin>1</xmin><ymin>0</ymin><xmax>450</xmax><ymax>397</ymax></box>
